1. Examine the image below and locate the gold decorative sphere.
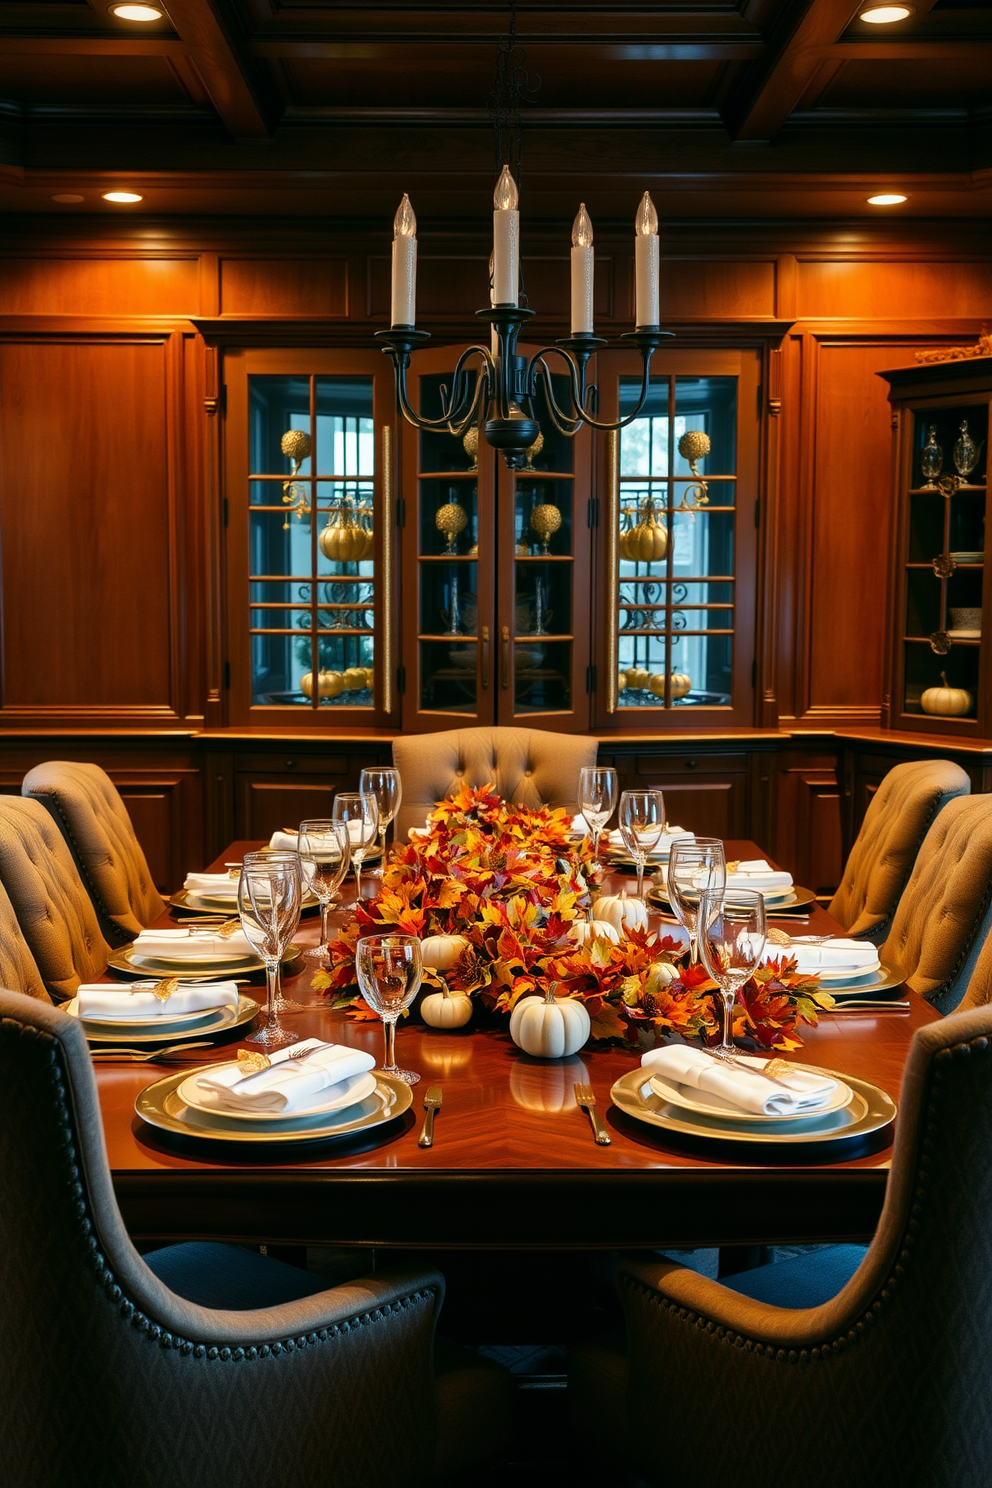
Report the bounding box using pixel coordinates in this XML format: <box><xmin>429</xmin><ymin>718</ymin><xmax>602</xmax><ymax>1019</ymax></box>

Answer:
<box><xmin>281</xmin><ymin>429</ymin><xmax>312</xmax><ymax>461</ymax></box>
<box><xmin>523</xmin><ymin>431</ymin><xmax>545</xmax><ymax>469</ymax></box>
<box><xmin>530</xmin><ymin>503</ymin><xmax>562</xmax><ymax>542</ymax></box>
<box><xmin>462</xmin><ymin>426</ymin><xmax>479</xmax><ymax>468</ymax></box>
<box><xmin>436</xmin><ymin>500</ymin><xmax>469</xmax><ymax>548</ymax></box>
<box><xmin>677</xmin><ymin>429</ymin><xmax>711</xmax><ymax>472</ymax></box>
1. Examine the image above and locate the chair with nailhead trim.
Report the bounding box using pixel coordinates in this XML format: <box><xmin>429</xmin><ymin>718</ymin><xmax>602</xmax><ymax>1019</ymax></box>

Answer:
<box><xmin>0</xmin><ymin>989</ymin><xmax>511</xmax><ymax>1488</ymax></box>
<box><xmin>23</xmin><ymin>760</ymin><xmax>166</xmax><ymax>945</ymax></box>
<box><xmin>392</xmin><ymin>725</ymin><xmax>598</xmax><ymax>839</ymax></box>
<box><xmin>568</xmin><ymin>1003</ymin><xmax>992</xmax><ymax>1488</ymax></box>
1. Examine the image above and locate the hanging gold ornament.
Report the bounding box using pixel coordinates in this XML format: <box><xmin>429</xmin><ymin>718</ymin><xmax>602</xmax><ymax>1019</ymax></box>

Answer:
<box><xmin>619</xmin><ymin>496</ymin><xmax>668</xmax><ymax>563</ymax></box>
<box><xmin>530</xmin><ymin>502</ymin><xmax>562</xmax><ymax>555</ymax></box>
<box><xmin>676</xmin><ymin>429</ymin><xmax>711</xmax><ymax>515</ymax></box>
<box><xmin>436</xmin><ymin>496</ymin><xmax>469</xmax><ymax>553</ymax></box>
<box><xmin>319</xmin><ymin>500</ymin><xmax>373</xmax><ymax>563</ymax></box>
<box><xmin>280</xmin><ymin>429</ymin><xmax>313</xmax><ymax>528</ymax></box>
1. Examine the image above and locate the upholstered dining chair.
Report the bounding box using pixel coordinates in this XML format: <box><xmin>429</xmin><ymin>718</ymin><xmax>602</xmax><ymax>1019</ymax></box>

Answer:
<box><xmin>568</xmin><ymin>1002</ymin><xmax>992</xmax><ymax>1488</ymax></box>
<box><xmin>877</xmin><ymin>791</ymin><xmax>992</xmax><ymax>1012</ymax></box>
<box><xmin>392</xmin><ymin>725</ymin><xmax>599</xmax><ymax>838</ymax></box>
<box><xmin>22</xmin><ymin>760</ymin><xmax>165</xmax><ymax>944</ymax></box>
<box><xmin>0</xmin><ymin>875</ymin><xmax>50</xmax><ymax>1002</ymax></box>
<box><xmin>0</xmin><ymin>989</ymin><xmax>511</xmax><ymax>1488</ymax></box>
<box><xmin>0</xmin><ymin>796</ymin><xmax>112</xmax><ymax>1001</ymax></box>
<box><xmin>828</xmin><ymin>758</ymin><xmax>970</xmax><ymax>943</ymax></box>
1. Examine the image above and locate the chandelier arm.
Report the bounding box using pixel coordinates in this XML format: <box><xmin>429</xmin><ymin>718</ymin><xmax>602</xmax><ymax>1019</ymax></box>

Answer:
<box><xmin>439</xmin><ymin>347</ymin><xmax>494</xmax><ymax>432</ymax></box>
<box><xmin>528</xmin><ymin>353</ymin><xmax>585</xmax><ymax>437</ymax></box>
<box><xmin>568</xmin><ymin>345</ymin><xmax>660</xmax><ymax>432</ymax></box>
<box><xmin>391</xmin><ymin>348</ymin><xmax>487</xmax><ymax>433</ymax></box>
<box><xmin>442</xmin><ymin>364</ymin><xmax>491</xmax><ymax>437</ymax></box>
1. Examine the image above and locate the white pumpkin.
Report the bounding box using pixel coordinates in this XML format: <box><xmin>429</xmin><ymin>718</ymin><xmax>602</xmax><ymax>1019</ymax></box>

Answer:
<box><xmin>421</xmin><ymin>933</ymin><xmax>470</xmax><ymax>971</ymax></box>
<box><xmin>509</xmin><ymin>1055</ymin><xmax>589</xmax><ymax>1114</ymax></box>
<box><xmin>596</xmin><ymin>890</ymin><xmax>650</xmax><ymax>935</ymax></box>
<box><xmin>921</xmin><ymin>671</ymin><xmax>973</xmax><ymax>717</ymax></box>
<box><xmin>510</xmin><ymin>987</ymin><xmax>591</xmax><ymax>1059</ymax></box>
<box><xmin>645</xmin><ymin>961</ymin><xmax>678</xmax><ymax>994</ymax></box>
<box><xmin>568</xmin><ymin>918</ymin><xmax>622</xmax><ymax>947</ymax></box>
<box><xmin>420</xmin><ymin>987</ymin><xmax>473</xmax><ymax>1029</ymax></box>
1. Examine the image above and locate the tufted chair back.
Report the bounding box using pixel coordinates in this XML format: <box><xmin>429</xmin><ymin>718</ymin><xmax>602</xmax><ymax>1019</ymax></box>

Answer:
<box><xmin>0</xmin><ymin>875</ymin><xmax>50</xmax><ymax>1003</ymax></box>
<box><xmin>829</xmin><ymin>759</ymin><xmax>970</xmax><ymax>943</ymax></box>
<box><xmin>958</xmin><ymin>927</ymin><xmax>992</xmax><ymax>1010</ymax></box>
<box><xmin>23</xmin><ymin>761</ymin><xmax>165</xmax><ymax>944</ymax></box>
<box><xmin>392</xmin><ymin>726</ymin><xmax>599</xmax><ymax>838</ymax></box>
<box><xmin>0</xmin><ymin>989</ymin><xmax>456</xmax><ymax>1488</ymax></box>
<box><xmin>880</xmin><ymin>791</ymin><xmax>992</xmax><ymax>1012</ymax></box>
<box><xmin>0</xmin><ymin>797</ymin><xmax>111</xmax><ymax>1002</ymax></box>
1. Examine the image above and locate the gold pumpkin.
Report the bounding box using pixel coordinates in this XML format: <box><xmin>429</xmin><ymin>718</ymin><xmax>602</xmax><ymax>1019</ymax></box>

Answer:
<box><xmin>620</xmin><ymin>499</ymin><xmax>668</xmax><ymax>564</ymax></box>
<box><xmin>342</xmin><ymin>666</ymin><xmax>368</xmax><ymax>691</ymax></box>
<box><xmin>320</xmin><ymin>511</ymin><xmax>371</xmax><ymax>564</ymax></box>
<box><xmin>625</xmin><ymin>666</ymin><xmax>650</xmax><ymax>691</ymax></box>
<box><xmin>618</xmin><ymin>669</ymin><xmax>628</xmax><ymax>692</ymax></box>
<box><xmin>649</xmin><ymin>672</ymin><xmax>692</xmax><ymax>700</ymax></box>
<box><xmin>921</xmin><ymin>671</ymin><xmax>973</xmax><ymax>717</ymax></box>
<box><xmin>299</xmin><ymin>669</ymin><xmax>344</xmax><ymax>700</ymax></box>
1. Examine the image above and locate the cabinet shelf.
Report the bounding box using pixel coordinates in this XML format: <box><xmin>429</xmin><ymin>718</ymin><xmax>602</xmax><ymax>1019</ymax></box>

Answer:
<box><xmin>515</xmin><ymin>554</ymin><xmax>574</xmax><ymax>563</ymax></box>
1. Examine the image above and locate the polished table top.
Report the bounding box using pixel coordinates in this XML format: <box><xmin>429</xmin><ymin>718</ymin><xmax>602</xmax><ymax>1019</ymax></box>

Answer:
<box><xmin>97</xmin><ymin>841</ymin><xmax>939</xmax><ymax>1251</ymax></box>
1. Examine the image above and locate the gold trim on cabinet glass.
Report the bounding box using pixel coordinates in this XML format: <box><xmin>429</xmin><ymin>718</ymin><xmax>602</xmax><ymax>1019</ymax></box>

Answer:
<box><xmin>501</xmin><ymin>626</ymin><xmax>510</xmax><ymax>689</ymax></box>
<box><xmin>481</xmin><ymin>625</ymin><xmax>490</xmax><ymax>690</ymax></box>
<box><xmin>382</xmin><ymin>424</ymin><xmax>395</xmax><ymax>715</ymax></box>
<box><xmin>605</xmin><ymin>428</ymin><xmax>619</xmax><ymax>713</ymax></box>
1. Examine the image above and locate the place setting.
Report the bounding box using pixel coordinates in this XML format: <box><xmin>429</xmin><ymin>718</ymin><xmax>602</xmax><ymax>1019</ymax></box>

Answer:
<box><xmin>648</xmin><ymin>853</ymin><xmax>817</xmax><ymax>917</ymax></box>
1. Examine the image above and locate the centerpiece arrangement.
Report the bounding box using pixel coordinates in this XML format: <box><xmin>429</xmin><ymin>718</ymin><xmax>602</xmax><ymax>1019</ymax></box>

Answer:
<box><xmin>313</xmin><ymin>783</ymin><xmax>830</xmax><ymax>1052</ymax></box>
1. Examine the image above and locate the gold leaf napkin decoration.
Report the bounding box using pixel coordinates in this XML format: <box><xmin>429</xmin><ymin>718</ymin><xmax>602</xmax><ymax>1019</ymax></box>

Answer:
<box><xmin>215</xmin><ymin>919</ymin><xmax>242</xmax><ymax>940</ymax></box>
<box><xmin>237</xmin><ymin>1049</ymin><xmax>271</xmax><ymax>1075</ymax></box>
<box><xmin>130</xmin><ymin>976</ymin><xmax>180</xmax><ymax>1004</ymax></box>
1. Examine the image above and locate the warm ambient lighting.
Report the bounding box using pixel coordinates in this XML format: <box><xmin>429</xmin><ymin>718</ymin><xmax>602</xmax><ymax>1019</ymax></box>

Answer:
<box><xmin>109</xmin><ymin>4</ymin><xmax>164</xmax><ymax>18</ymax></box>
<box><xmin>859</xmin><ymin>4</ymin><xmax>914</xmax><ymax>21</ymax></box>
<box><xmin>867</xmin><ymin>193</ymin><xmax>909</xmax><ymax>205</ymax></box>
<box><xmin>51</xmin><ymin>193</ymin><xmax>84</xmax><ymax>203</ymax></box>
<box><xmin>102</xmin><ymin>191</ymin><xmax>143</xmax><ymax>203</ymax></box>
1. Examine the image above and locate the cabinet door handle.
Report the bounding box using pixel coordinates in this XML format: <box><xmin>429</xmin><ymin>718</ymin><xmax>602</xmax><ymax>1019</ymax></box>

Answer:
<box><xmin>501</xmin><ymin>626</ymin><xmax>510</xmax><ymax>689</ymax></box>
<box><xmin>481</xmin><ymin>626</ymin><xmax>490</xmax><ymax>690</ymax></box>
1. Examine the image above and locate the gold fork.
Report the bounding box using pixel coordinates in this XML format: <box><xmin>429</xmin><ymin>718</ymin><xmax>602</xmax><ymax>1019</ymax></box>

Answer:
<box><xmin>418</xmin><ymin>1086</ymin><xmax>443</xmax><ymax>1148</ymax></box>
<box><xmin>574</xmin><ymin>1083</ymin><xmax>611</xmax><ymax>1146</ymax></box>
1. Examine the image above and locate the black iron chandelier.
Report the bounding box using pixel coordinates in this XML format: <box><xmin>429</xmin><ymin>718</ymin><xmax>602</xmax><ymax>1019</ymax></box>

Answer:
<box><xmin>375</xmin><ymin>6</ymin><xmax>673</xmax><ymax>469</ymax></box>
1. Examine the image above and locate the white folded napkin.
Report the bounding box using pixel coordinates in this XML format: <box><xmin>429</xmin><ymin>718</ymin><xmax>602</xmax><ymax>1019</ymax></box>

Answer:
<box><xmin>409</xmin><ymin>826</ymin><xmax>429</xmax><ymax>839</ymax></box>
<box><xmin>77</xmin><ymin>980</ymin><xmax>239</xmax><ymax>1020</ymax></box>
<box><xmin>641</xmin><ymin>1044</ymin><xmax>836</xmax><ymax>1117</ymax></box>
<box><xmin>133</xmin><ymin>928</ymin><xmax>256</xmax><ymax>961</ymax></box>
<box><xmin>195</xmin><ymin>1039</ymin><xmax>377</xmax><ymax>1114</ymax></box>
<box><xmin>768</xmin><ymin>938</ymin><xmax>880</xmax><ymax>974</ymax></box>
<box><xmin>603</xmin><ymin>826</ymin><xmax>693</xmax><ymax>851</ymax></box>
<box><xmin>184</xmin><ymin>871</ymin><xmax>239</xmax><ymax>898</ymax></box>
<box><xmin>268</xmin><ymin>831</ymin><xmax>299</xmax><ymax>852</ymax></box>
<box><xmin>726</xmin><ymin>859</ymin><xmax>793</xmax><ymax>894</ymax></box>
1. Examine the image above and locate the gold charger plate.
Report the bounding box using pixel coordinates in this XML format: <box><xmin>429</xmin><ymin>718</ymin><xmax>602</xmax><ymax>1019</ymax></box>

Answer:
<box><xmin>68</xmin><ymin>994</ymin><xmax>259</xmax><ymax>1045</ymax></box>
<box><xmin>611</xmin><ymin>1063</ymin><xmax>897</xmax><ymax>1147</ymax></box>
<box><xmin>816</xmin><ymin>960</ymin><xmax>907</xmax><ymax>995</ymax></box>
<box><xmin>135</xmin><ymin>1066</ymin><xmax>412</xmax><ymax>1144</ymax></box>
<box><xmin>107</xmin><ymin>943</ymin><xmax>303</xmax><ymax>981</ymax></box>
<box><xmin>646</xmin><ymin>885</ymin><xmax>818</xmax><ymax>915</ymax></box>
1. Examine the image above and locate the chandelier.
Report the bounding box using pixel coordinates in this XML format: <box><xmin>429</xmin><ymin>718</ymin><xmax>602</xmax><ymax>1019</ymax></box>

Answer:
<box><xmin>375</xmin><ymin>10</ymin><xmax>672</xmax><ymax>470</ymax></box>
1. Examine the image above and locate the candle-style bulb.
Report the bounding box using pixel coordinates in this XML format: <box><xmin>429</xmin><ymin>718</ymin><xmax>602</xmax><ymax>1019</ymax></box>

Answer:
<box><xmin>572</xmin><ymin>203</ymin><xmax>593</xmax><ymax>249</ymax></box>
<box><xmin>635</xmin><ymin>191</ymin><xmax>658</xmax><ymax>236</ymax></box>
<box><xmin>494</xmin><ymin>165</ymin><xmax>519</xmax><ymax>211</ymax></box>
<box><xmin>393</xmin><ymin>192</ymin><xmax>416</xmax><ymax>239</ymax></box>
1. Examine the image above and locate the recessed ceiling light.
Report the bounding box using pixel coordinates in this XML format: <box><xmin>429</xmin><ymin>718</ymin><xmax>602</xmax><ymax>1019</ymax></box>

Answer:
<box><xmin>867</xmin><ymin>193</ymin><xmax>908</xmax><ymax>205</ymax></box>
<box><xmin>109</xmin><ymin>4</ymin><xmax>164</xmax><ymax>18</ymax></box>
<box><xmin>102</xmin><ymin>191</ymin><xmax>143</xmax><ymax>203</ymax></box>
<box><xmin>859</xmin><ymin>4</ymin><xmax>914</xmax><ymax>21</ymax></box>
<box><xmin>51</xmin><ymin>193</ymin><xmax>85</xmax><ymax>203</ymax></box>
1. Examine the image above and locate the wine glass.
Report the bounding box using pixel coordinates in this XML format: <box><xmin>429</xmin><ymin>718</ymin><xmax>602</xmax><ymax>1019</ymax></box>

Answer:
<box><xmin>618</xmin><ymin>788</ymin><xmax>665</xmax><ymax>899</ymax></box>
<box><xmin>241</xmin><ymin>850</ymin><xmax>308</xmax><ymax>1013</ymax></box>
<box><xmin>577</xmin><ymin>765</ymin><xmax>618</xmax><ymax>858</ymax></box>
<box><xmin>297</xmin><ymin>820</ymin><xmax>350</xmax><ymax>966</ymax></box>
<box><xmin>697</xmin><ymin>888</ymin><xmax>766</xmax><ymax>1062</ymax></box>
<box><xmin>355</xmin><ymin>933</ymin><xmax>423</xmax><ymax>1085</ymax></box>
<box><xmin>359</xmin><ymin>766</ymin><xmax>403</xmax><ymax>869</ymax></box>
<box><xmin>238</xmin><ymin>856</ymin><xmax>303</xmax><ymax>1047</ymax></box>
<box><xmin>668</xmin><ymin>839</ymin><xmax>727</xmax><ymax>965</ymax></box>
<box><xmin>332</xmin><ymin>792</ymin><xmax>379</xmax><ymax>902</ymax></box>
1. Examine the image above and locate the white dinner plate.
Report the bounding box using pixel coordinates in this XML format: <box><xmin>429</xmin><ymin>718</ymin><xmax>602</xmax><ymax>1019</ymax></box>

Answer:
<box><xmin>178</xmin><ymin>1067</ymin><xmax>379</xmax><ymax>1123</ymax></box>
<box><xmin>65</xmin><ymin>994</ymin><xmax>259</xmax><ymax>1043</ymax></box>
<box><xmin>814</xmin><ymin>962</ymin><xmax>883</xmax><ymax>982</ymax></box>
<box><xmin>130</xmin><ymin>949</ymin><xmax>256</xmax><ymax>970</ymax></box>
<box><xmin>65</xmin><ymin>996</ymin><xmax>229</xmax><ymax>1031</ymax></box>
<box><xmin>646</xmin><ymin>1069</ymin><xmax>853</xmax><ymax>1124</ymax></box>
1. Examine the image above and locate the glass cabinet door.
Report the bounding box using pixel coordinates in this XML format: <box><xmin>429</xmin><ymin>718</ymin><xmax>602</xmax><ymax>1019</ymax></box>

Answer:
<box><xmin>224</xmin><ymin>351</ymin><xmax>396</xmax><ymax>726</ymax></box>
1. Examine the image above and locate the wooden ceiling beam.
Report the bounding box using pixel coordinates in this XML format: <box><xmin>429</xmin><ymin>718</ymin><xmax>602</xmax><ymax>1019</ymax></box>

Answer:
<box><xmin>723</xmin><ymin>0</ymin><xmax>863</xmax><ymax>142</ymax></box>
<box><xmin>152</xmin><ymin>0</ymin><xmax>274</xmax><ymax>140</ymax></box>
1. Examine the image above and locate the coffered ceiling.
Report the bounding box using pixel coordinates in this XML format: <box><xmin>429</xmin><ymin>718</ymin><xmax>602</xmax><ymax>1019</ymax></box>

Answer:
<box><xmin>1</xmin><ymin>0</ymin><xmax>990</xmax><ymax>221</ymax></box>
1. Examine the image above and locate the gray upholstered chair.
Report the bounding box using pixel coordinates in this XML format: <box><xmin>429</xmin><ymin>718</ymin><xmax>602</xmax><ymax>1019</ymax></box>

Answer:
<box><xmin>878</xmin><ymin>791</ymin><xmax>992</xmax><ymax>1012</ymax></box>
<box><xmin>392</xmin><ymin>725</ymin><xmax>598</xmax><ymax>838</ymax></box>
<box><xmin>828</xmin><ymin>758</ymin><xmax>970</xmax><ymax>944</ymax></box>
<box><xmin>0</xmin><ymin>796</ymin><xmax>112</xmax><ymax>1001</ymax></box>
<box><xmin>569</xmin><ymin>1003</ymin><xmax>992</xmax><ymax>1488</ymax></box>
<box><xmin>0</xmin><ymin>989</ymin><xmax>511</xmax><ymax>1488</ymax></box>
<box><xmin>22</xmin><ymin>760</ymin><xmax>166</xmax><ymax>944</ymax></box>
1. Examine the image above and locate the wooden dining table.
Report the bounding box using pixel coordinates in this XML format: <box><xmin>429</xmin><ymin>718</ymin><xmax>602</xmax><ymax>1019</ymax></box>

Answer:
<box><xmin>96</xmin><ymin>840</ymin><xmax>938</xmax><ymax>1254</ymax></box>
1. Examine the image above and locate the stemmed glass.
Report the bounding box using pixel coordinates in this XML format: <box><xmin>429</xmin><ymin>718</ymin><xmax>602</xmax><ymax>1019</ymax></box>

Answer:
<box><xmin>298</xmin><ymin>820</ymin><xmax>351</xmax><ymax>966</ymax></box>
<box><xmin>332</xmin><ymin>792</ymin><xmax>379</xmax><ymax>902</ymax></box>
<box><xmin>355</xmin><ymin>933</ymin><xmax>423</xmax><ymax>1085</ymax></box>
<box><xmin>577</xmin><ymin>765</ymin><xmax>618</xmax><ymax>858</ymax></box>
<box><xmin>359</xmin><ymin>767</ymin><xmax>403</xmax><ymax>869</ymax></box>
<box><xmin>697</xmin><ymin>888</ymin><xmax>766</xmax><ymax>1062</ymax></box>
<box><xmin>238</xmin><ymin>856</ymin><xmax>303</xmax><ymax>1048</ymax></box>
<box><xmin>618</xmin><ymin>788</ymin><xmax>666</xmax><ymax>899</ymax></box>
<box><xmin>241</xmin><ymin>850</ymin><xmax>308</xmax><ymax>1013</ymax></box>
<box><xmin>668</xmin><ymin>838</ymin><xmax>727</xmax><ymax>965</ymax></box>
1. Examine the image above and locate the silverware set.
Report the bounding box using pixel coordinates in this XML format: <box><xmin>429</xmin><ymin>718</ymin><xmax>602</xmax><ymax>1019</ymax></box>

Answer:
<box><xmin>89</xmin><ymin>1041</ymin><xmax>214</xmax><ymax>1062</ymax></box>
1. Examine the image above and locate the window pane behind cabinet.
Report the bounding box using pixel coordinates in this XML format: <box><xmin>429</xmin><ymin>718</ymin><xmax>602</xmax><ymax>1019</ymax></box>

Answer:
<box><xmin>248</xmin><ymin>375</ymin><xmax>375</xmax><ymax>708</ymax></box>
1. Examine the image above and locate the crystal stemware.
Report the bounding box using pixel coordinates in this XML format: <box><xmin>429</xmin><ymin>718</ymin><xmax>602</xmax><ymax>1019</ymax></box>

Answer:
<box><xmin>355</xmin><ymin>933</ymin><xmax>423</xmax><ymax>1085</ymax></box>
<box><xmin>953</xmin><ymin>420</ymin><xmax>985</xmax><ymax>481</ymax></box>
<box><xmin>359</xmin><ymin>766</ymin><xmax>403</xmax><ymax>870</ymax></box>
<box><xmin>920</xmin><ymin>425</ymin><xmax>943</xmax><ymax>488</ymax></box>
<box><xmin>297</xmin><ymin>820</ymin><xmax>350</xmax><ymax>967</ymax></box>
<box><xmin>332</xmin><ymin>792</ymin><xmax>379</xmax><ymax>902</ymax></box>
<box><xmin>577</xmin><ymin>765</ymin><xmax>619</xmax><ymax>858</ymax></box>
<box><xmin>667</xmin><ymin>838</ymin><xmax>727</xmax><ymax>964</ymax></box>
<box><xmin>618</xmin><ymin>788</ymin><xmax>665</xmax><ymax>899</ymax></box>
<box><xmin>240</xmin><ymin>850</ymin><xmax>308</xmax><ymax>1013</ymax></box>
<box><xmin>697</xmin><ymin>888</ymin><xmax>766</xmax><ymax>1061</ymax></box>
<box><xmin>238</xmin><ymin>856</ymin><xmax>303</xmax><ymax>1047</ymax></box>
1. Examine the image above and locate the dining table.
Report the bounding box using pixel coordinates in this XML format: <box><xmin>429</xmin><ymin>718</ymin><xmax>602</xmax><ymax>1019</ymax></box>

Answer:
<box><xmin>95</xmin><ymin>839</ymin><xmax>938</xmax><ymax>1255</ymax></box>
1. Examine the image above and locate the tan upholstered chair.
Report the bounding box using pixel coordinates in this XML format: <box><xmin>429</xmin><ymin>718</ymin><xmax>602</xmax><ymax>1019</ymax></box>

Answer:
<box><xmin>0</xmin><ymin>796</ymin><xmax>112</xmax><ymax>1001</ymax></box>
<box><xmin>0</xmin><ymin>876</ymin><xmax>50</xmax><ymax>1002</ymax></box>
<box><xmin>0</xmin><ymin>989</ymin><xmax>511</xmax><ymax>1488</ymax></box>
<box><xmin>392</xmin><ymin>726</ymin><xmax>598</xmax><ymax>838</ymax></box>
<box><xmin>829</xmin><ymin>758</ymin><xmax>970</xmax><ymax>943</ymax></box>
<box><xmin>23</xmin><ymin>760</ymin><xmax>165</xmax><ymax>944</ymax></box>
<box><xmin>569</xmin><ymin>1003</ymin><xmax>992</xmax><ymax>1488</ymax></box>
<box><xmin>878</xmin><ymin>791</ymin><xmax>992</xmax><ymax>1012</ymax></box>
<box><xmin>957</xmin><ymin>926</ymin><xmax>992</xmax><ymax>1010</ymax></box>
